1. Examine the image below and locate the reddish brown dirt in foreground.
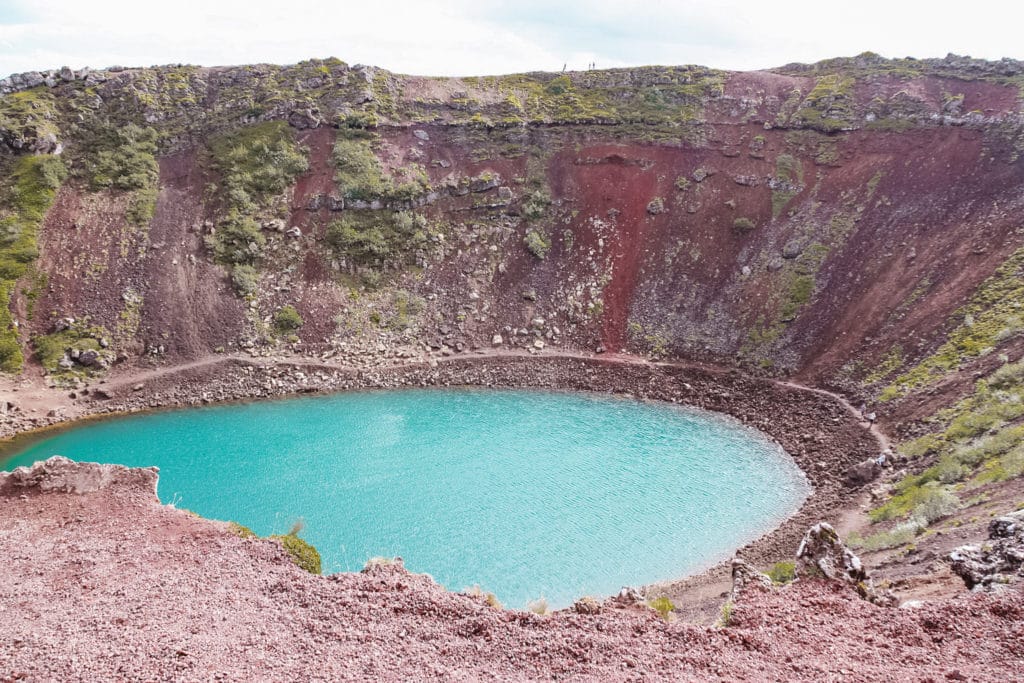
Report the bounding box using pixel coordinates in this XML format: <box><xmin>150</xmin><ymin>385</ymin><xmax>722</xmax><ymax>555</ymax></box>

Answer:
<box><xmin>1</xmin><ymin>459</ymin><xmax>1022</xmax><ymax>682</ymax></box>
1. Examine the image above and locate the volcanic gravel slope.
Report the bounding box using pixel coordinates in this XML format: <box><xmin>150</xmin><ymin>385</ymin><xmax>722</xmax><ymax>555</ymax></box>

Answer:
<box><xmin>1</xmin><ymin>459</ymin><xmax>1022</xmax><ymax>682</ymax></box>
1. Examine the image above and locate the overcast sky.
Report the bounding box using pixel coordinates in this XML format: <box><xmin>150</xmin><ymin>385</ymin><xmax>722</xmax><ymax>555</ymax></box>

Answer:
<box><xmin>2</xmin><ymin>0</ymin><xmax>1023</xmax><ymax>78</ymax></box>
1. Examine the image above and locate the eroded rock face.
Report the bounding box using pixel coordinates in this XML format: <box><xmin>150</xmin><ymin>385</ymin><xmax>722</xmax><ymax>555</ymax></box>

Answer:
<box><xmin>949</xmin><ymin>510</ymin><xmax>1024</xmax><ymax>590</ymax></box>
<box><xmin>796</xmin><ymin>522</ymin><xmax>867</xmax><ymax>584</ymax></box>
<box><xmin>0</xmin><ymin>456</ymin><xmax>158</xmax><ymax>497</ymax></box>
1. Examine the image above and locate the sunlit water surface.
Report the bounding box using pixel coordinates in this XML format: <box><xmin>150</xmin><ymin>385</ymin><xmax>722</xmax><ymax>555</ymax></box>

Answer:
<box><xmin>3</xmin><ymin>389</ymin><xmax>810</xmax><ymax>607</ymax></box>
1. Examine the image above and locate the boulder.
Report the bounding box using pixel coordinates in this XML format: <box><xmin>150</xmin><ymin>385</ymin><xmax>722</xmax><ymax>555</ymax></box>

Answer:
<box><xmin>613</xmin><ymin>586</ymin><xmax>644</xmax><ymax>606</ymax></box>
<box><xmin>796</xmin><ymin>522</ymin><xmax>867</xmax><ymax>585</ymax></box>
<box><xmin>782</xmin><ymin>240</ymin><xmax>803</xmax><ymax>259</ymax></box>
<box><xmin>77</xmin><ymin>349</ymin><xmax>102</xmax><ymax>367</ymax></box>
<box><xmin>844</xmin><ymin>458</ymin><xmax>882</xmax><ymax>488</ymax></box>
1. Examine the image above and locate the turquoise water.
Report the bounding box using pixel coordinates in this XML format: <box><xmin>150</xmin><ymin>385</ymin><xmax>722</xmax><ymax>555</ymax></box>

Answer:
<box><xmin>2</xmin><ymin>389</ymin><xmax>809</xmax><ymax>608</ymax></box>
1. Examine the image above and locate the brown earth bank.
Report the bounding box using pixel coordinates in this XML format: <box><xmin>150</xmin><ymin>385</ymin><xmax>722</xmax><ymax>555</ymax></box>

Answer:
<box><xmin>1</xmin><ymin>457</ymin><xmax>1022</xmax><ymax>682</ymax></box>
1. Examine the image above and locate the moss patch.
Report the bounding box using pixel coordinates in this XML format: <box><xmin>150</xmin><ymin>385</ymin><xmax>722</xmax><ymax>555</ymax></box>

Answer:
<box><xmin>270</xmin><ymin>533</ymin><xmax>322</xmax><ymax>574</ymax></box>
<box><xmin>0</xmin><ymin>154</ymin><xmax>67</xmax><ymax>373</ymax></box>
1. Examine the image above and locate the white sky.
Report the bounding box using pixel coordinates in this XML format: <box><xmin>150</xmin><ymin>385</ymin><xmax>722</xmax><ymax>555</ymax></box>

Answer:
<box><xmin>2</xmin><ymin>0</ymin><xmax>1023</xmax><ymax>78</ymax></box>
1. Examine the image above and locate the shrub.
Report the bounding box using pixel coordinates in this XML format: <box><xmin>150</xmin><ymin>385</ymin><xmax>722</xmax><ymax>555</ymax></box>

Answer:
<box><xmin>647</xmin><ymin>596</ymin><xmax>675</xmax><ymax>620</ymax></box>
<box><xmin>230</xmin><ymin>264</ymin><xmax>259</xmax><ymax>296</ymax></box>
<box><xmin>733</xmin><ymin>217</ymin><xmax>756</xmax><ymax>232</ymax></box>
<box><xmin>273</xmin><ymin>305</ymin><xmax>303</xmax><ymax>335</ymax></box>
<box><xmin>206</xmin><ymin>213</ymin><xmax>264</xmax><ymax>265</ymax></box>
<box><xmin>87</xmin><ymin>123</ymin><xmax>159</xmax><ymax>191</ymax></box>
<box><xmin>524</xmin><ymin>229</ymin><xmax>551</xmax><ymax>259</ymax></box>
<box><xmin>209</xmin><ymin>121</ymin><xmax>308</xmax><ymax>210</ymax></box>
<box><xmin>522</xmin><ymin>189</ymin><xmax>551</xmax><ymax>221</ymax></box>
<box><xmin>718</xmin><ymin>600</ymin><xmax>734</xmax><ymax>627</ymax></box>
<box><xmin>0</xmin><ymin>331</ymin><xmax>22</xmax><ymax>373</ymax></box>
<box><xmin>767</xmin><ymin>561</ymin><xmax>796</xmax><ymax>584</ymax></box>
<box><xmin>326</xmin><ymin>210</ymin><xmax>431</xmax><ymax>269</ymax></box>
<box><xmin>332</xmin><ymin>138</ymin><xmax>389</xmax><ymax>200</ymax></box>
<box><xmin>912</xmin><ymin>486</ymin><xmax>960</xmax><ymax>524</ymax></box>
<box><xmin>848</xmin><ymin>519</ymin><xmax>922</xmax><ymax>551</ymax></box>
<box><xmin>271</xmin><ymin>533</ymin><xmax>321</xmax><ymax>574</ymax></box>
<box><xmin>126</xmin><ymin>184</ymin><xmax>158</xmax><ymax>226</ymax></box>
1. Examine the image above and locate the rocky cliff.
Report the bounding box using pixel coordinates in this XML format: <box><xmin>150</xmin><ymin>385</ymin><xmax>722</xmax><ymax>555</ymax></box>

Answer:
<box><xmin>1</xmin><ymin>53</ymin><xmax>1022</xmax><ymax>401</ymax></box>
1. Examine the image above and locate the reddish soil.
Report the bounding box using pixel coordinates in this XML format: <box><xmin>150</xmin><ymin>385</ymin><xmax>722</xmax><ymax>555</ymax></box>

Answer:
<box><xmin>1</xmin><ymin>458</ymin><xmax>1020</xmax><ymax>682</ymax></box>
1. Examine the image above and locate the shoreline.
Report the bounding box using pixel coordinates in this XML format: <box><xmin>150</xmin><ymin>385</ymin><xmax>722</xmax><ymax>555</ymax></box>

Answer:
<box><xmin>0</xmin><ymin>351</ymin><xmax>882</xmax><ymax>608</ymax></box>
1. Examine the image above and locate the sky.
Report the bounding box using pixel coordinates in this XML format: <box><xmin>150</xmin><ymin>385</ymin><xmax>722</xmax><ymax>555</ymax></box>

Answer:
<box><xmin>1</xmin><ymin>0</ymin><xmax>1023</xmax><ymax>78</ymax></box>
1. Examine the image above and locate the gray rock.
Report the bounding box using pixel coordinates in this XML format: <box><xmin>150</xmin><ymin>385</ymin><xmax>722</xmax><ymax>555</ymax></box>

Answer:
<box><xmin>613</xmin><ymin>586</ymin><xmax>644</xmax><ymax>606</ymax></box>
<box><xmin>469</xmin><ymin>175</ymin><xmax>500</xmax><ymax>193</ymax></box>
<box><xmin>949</xmin><ymin>509</ymin><xmax>1024</xmax><ymax>589</ymax></box>
<box><xmin>412</xmin><ymin>129</ymin><xmax>430</xmax><ymax>141</ymax></box>
<box><xmin>796</xmin><ymin>522</ymin><xmax>867</xmax><ymax>585</ymax></box>
<box><xmin>782</xmin><ymin>240</ymin><xmax>803</xmax><ymax>259</ymax></box>
<box><xmin>23</xmin><ymin>72</ymin><xmax>45</xmax><ymax>88</ymax></box>
<box><xmin>730</xmin><ymin>557</ymin><xmax>772</xmax><ymax>601</ymax></box>
<box><xmin>77</xmin><ymin>349</ymin><xmax>101</xmax><ymax>367</ymax></box>
<box><xmin>844</xmin><ymin>458</ymin><xmax>882</xmax><ymax>488</ymax></box>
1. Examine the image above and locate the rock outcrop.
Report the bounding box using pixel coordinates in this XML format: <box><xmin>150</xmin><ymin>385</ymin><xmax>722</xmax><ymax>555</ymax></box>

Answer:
<box><xmin>949</xmin><ymin>509</ymin><xmax>1024</xmax><ymax>590</ymax></box>
<box><xmin>0</xmin><ymin>455</ymin><xmax>157</xmax><ymax>497</ymax></box>
<box><xmin>730</xmin><ymin>557</ymin><xmax>772</xmax><ymax>600</ymax></box>
<box><xmin>796</xmin><ymin>522</ymin><xmax>868</xmax><ymax>585</ymax></box>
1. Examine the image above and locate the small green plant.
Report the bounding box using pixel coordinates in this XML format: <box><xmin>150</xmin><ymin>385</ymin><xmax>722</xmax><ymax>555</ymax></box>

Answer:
<box><xmin>271</xmin><ymin>532</ymin><xmax>322</xmax><ymax>574</ymax></box>
<box><xmin>522</xmin><ymin>188</ymin><xmax>551</xmax><ymax>221</ymax></box>
<box><xmin>208</xmin><ymin>120</ymin><xmax>309</xmax><ymax>212</ymax></box>
<box><xmin>206</xmin><ymin>213</ymin><xmax>264</xmax><ymax>266</ymax></box>
<box><xmin>230</xmin><ymin>264</ymin><xmax>259</xmax><ymax>296</ymax></box>
<box><xmin>228</xmin><ymin>521</ymin><xmax>257</xmax><ymax>539</ymax></box>
<box><xmin>273</xmin><ymin>305</ymin><xmax>303</xmax><ymax>335</ymax></box>
<box><xmin>767</xmin><ymin>561</ymin><xmax>796</xmax><ymax>584</ymax></box>
<box><xmin>326</xmin><ymin>210</ymin><xmax>433</xmax><ymax>272</ymax></box>
<box><xmin>647</xmin><ymin>596</ymin><xmax>675</xmax><ymax>620</ymax></box>
<box><xmin>733</xmin><ymin>217</ymin><xmax>756</xmax><ymax>232</ymax></box>
<box><xmin>524</xmin><ymin>229</ymin><xmax>551</xmax><ymax>259</ymax></box>
<box><xmin>718</xmin><ymin>600</ymin><xmax>734</xmax><ymax>627</ymax></box>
